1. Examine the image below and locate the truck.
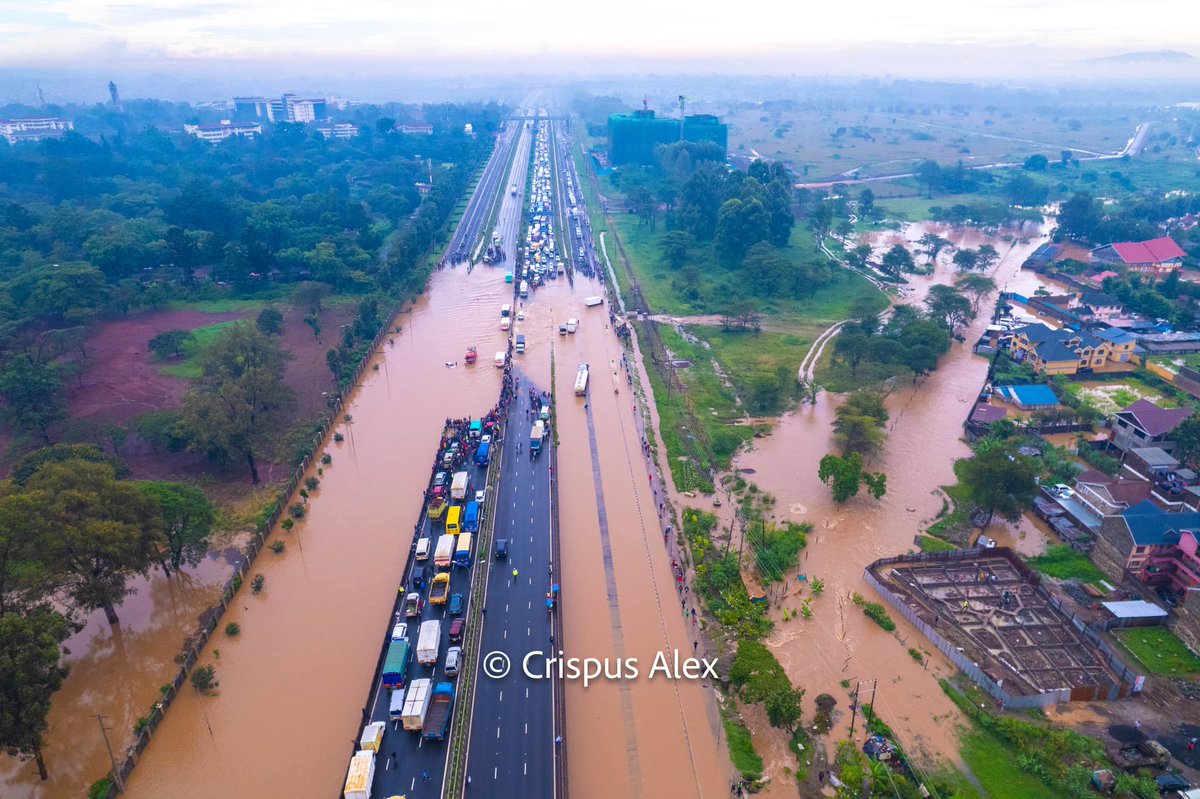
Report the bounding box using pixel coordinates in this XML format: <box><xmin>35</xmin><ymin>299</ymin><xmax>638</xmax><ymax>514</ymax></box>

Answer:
<box><xmin>530</xmin><ymin>421</ymin><xmax>544</xmax><ymax>456</ymax></box>
<box><xmin>453</xmin><ymin>533</ymin><xmax>474</xmax><ymax>568</ymax></box>
<box><xmin>475</xmin><ymin>441</ymin><xmax>490</xmax><ymax>467</ymax></box>
<box><xmin>358</xmin><ymin>721</ymin><xmax>385</xmax><ymax>753</ymax></box>
<box><xmin>342</xmin><ymin>750</ymin><xmax>375</xmax><ymax>799</ymax></box>
<box><xmin>429</xmin><ymin>572</ymin><xmax>451</xmax><ymax>605</ymax></box>
<box><xmin>416</xmin><ymin>619</ymin><xmax>441</xmax><ymax>665</ymax></box>
<box><xmin>1108</xmin><ymin>739</ymin><xmax>1170</xmax><ymax>770</ymax></box>
<box><xmin>464</xmin><ymin>346</ymin><xmax>477</xmax><ymax>364</ymax></box>
<box><xmin>463</xmin><ymin>501</ymin><xmax>480</xmax><ymax>533</ymax></box>
<box><xmin>381</xmin><ymin>640</ymin><xmax>410</xmax><ymax>689</ymax></box>
<box><xmin>515</xmin><ymin>334</ymin><xmax>526</xmax><ymax>354</ymax></box>
<box><xmin>494</xmin><ymin>350</ymin><xmax>506</xmax><ymax>368</ymax></box>
<box><xmin>566</xmin><ymin>318</ymin><xmax>578</xmax><ymax>333</ymax></box>
<box><xmin>434</xmin><ymin>534</ymin><xmax>456</xmax><ymax>569</ymax></box>
<box><xmin>519</xmin><ymin>280</ymin><xmax>529</xmax><ymax>298</ymax></box>
<box><xmin>450</xmin><ymin>471</ymin><xmax>469</xmax><ymax>501</ymax></box>
<box><xmin>399</xmin><ymin>678</ymin><xmax>433</xmax><ymax>731</ymax></box>
<box><xmin>584</xmin><ymin>296</ymin><xmax>603</xmax><ymax>307</ymax></box>
<box><xmin>574</xmin><ymin>363</ymin><xmax>589</xmax><ymax>396</ymax></box>
<box><xmin>422</xmin><ymin>682</ymin><xmax>455</xmax><ymax>741</ymax></box>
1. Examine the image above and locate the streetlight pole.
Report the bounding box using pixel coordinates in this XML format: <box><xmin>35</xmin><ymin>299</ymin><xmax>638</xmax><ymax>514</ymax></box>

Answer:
<box><xmin>94</xmin><ymin>714</ymin><xmax>124</xmax><ymax>793</ymax></box>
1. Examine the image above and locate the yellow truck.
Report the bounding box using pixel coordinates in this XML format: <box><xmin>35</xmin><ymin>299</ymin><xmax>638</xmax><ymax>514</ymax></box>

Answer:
<box><xmin>429</xmin><ymin>572</ymin><xmax>451</xmax><ymax>605</ymax></box>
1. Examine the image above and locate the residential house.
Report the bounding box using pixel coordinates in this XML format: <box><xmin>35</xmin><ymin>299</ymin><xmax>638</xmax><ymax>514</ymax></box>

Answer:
<box><xmin>1110</xmin><ymin>399</ymin><xmax>1191</xmax><ymax>455</ymax></box>
<box><xmin>1092</xmin><ymin>237</ymin><xmax>1187</xmax><ymax>279</ymax></box>
<box><xmin>1008</xmin><ymin>323</ymin><xmax>1131</xmax><ymax>375</ymax></box>
<box><xmin>1092</xmin><ymin>501</ymin><xmax>1200</xmax><ymax>592</ymax></box>
<box><xmin>1075</xmin><ymin>469</ymin><xmax>1154</xmax><ymax>518</ymax></box>
<box><xmin>1095</xmin><ymin>327</ymin><xmax>1138</xmax><ymax>361</ymax></box>
<box><xmin>1073</xmin><ymin>289</ymin><xmax>1126</xmax><ymax>322</ymax></box>
<box><xmin>995</xmin><ymin>384</ymin><xmax>1060</xmax><ymax>410</ymax></box>
<box><xmin>184</xmin><ymin>121</ymin><xmax>262</xmax><ymax>143</ymax></box>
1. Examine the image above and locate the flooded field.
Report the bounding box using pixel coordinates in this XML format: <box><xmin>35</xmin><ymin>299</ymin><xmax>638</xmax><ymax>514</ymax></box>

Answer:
<box><xmin>0</xmin><ymin>554</ymin><xmax>234</xmax><ymax>797</ymax></box>
<box><xmin>717</xmin><ymin>227</ymin><xmax>1052</xmax><ymax>791</ymax></box>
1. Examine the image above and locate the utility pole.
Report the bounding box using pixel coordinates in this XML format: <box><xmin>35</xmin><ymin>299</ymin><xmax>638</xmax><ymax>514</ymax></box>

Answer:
<box><xmin>847</xmin><ymin>679</ymin><xmax>878</xmax><ymax>741</ymax></box>
<box><xmin>94</xmin><ymin>714</ymin><xmax>124</xmax><ymax>793</ymax></box>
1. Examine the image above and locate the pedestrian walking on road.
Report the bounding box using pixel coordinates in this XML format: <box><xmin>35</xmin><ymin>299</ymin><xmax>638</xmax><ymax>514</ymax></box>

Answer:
<box><xmin>512</xmin><ymin>568</ymin><xmax>519</xmax><ymax>578</ymax></box>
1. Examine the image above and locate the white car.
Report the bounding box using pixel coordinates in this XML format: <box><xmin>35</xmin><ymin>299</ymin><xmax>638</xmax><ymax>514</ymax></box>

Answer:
<box><xmin>517</xmin><ymin>310</ymin><xmax>526</xmax><ymax>321</ymax></box>
<box><xmin>474</xmin><ymin>489</ymin><xmax>486</xmax><ymax>504</ymax></box>
<box><xmin>1051</xmin><ymin>484</ymin><xmax>1075</xmax><ymax>499</ymax></box>
<box><xmin>390</xmin><ymin>622</ymin><xmax>408</xmax><ymax>642</ymax></box>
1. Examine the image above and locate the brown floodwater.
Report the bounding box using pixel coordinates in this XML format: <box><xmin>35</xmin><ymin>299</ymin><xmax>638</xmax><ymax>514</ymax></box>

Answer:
<box><xmin>711</xmin><ymin>225</ymin><xmax>1055</xmax><ymax>792</ymax></box>
<box><xmin>0</xmin><ymin>553</ymin><xmax>235</xmax><ymax>797</ymax></box>
<box><xmin>514</xmin><ymin>273</ymin><xmax>731</xmax><ymax>798</ymax></box>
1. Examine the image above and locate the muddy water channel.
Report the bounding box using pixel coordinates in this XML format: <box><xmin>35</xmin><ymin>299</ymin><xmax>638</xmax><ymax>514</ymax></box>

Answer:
<box><xmin>121</xmin><ymin>264</ymin><xmax>510</xmax><ymax>798</ymax></box>
<box><xmin>725</xmin><ymin>223</ymin><xmax>1054</xmax><ymax>793</ymax></box>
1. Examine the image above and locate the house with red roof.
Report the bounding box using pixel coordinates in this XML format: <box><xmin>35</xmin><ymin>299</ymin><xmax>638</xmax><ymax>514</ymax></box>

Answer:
<box><xmin>1091</xmin><ymin>236</ymin><xmax>1187</xmax><ymax>280</ymax></box>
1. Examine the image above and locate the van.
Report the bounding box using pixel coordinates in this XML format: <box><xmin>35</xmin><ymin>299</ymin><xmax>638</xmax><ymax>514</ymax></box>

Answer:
<box><xmin>500</xmin><ymin>304</ymin><xmax>511</xmax><ymax>318</ymax></box>
<box><xmin>559</xmin><ymin>323</ymin><xmax>567</xmax><ymax>335</ymax></box>
<box><xmin>515</xmin><ymin>334</ymin><xmax>526</xmax><ymax>354</ymax></box>
<box><xmin>444</xmin><ymin>646</ymin><xmax>462</xmax><ymax>677</ymax></box>
<box><xmin>494</xmin><ymin>538</ymin><xmax>509</xmax><ymax>559</ymax></box>
<box><xmin>500</xmin><ymin>317</ymin><xmax>511</xmax><ymax>331</ymax></box>
<box><xmin>389</xmin><ymin>689</ymin><xmax>406</xmax><ymax>721</ymax></box>
<box><xmin>410</xmin><ymin>565</ymin><xmax>426</xmax><ymax>590</ymax></box>
<box><xmin>445</xmin><ymin>505</ymin><xmax>461</xmax><ymax>536</ymax></box>
<box><xmin>566</xmin><ymin>319</ymin><xmax>578</xmax><ymax>333</ymax></box>
<box><xmin>415</xmin><ymin>537</ymin><xmax>431</xmax><ymax>561</ymax></box>
<box><xmin>494</xmin><ymin>351</ymin><xmax>506</xmax><ymax>368</ymax></box>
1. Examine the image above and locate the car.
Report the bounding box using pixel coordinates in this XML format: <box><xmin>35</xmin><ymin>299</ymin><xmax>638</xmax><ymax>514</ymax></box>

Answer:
<box><xmin>481</xmin><ymin>434</ymin><xmax>492</xmax><ymax>446</ymax></box>
<box><xmin>433</xmin><ymin>471</ymin><xmax>448</xmax><ymax>487</ymax></box>
<box><xmin>444</xmin><ymin>646</ymin><xmax>462</xmax><ymax>677</ymax></box>
<box><xmin>448</xmin><ymin>618</ymin><xmax>465</xmax><ymax>643</ymax></box>
<box><xmin>448</xmin><ymin>593</ymin><xmax>464</xmax><ymax>615</ymax></box>
<box><xmin>403</xmin><ymin>592</ymin><xmax>423</xmax><ymax>617</ymax></box>
<box><xmin>1051</xmin><ymin>484</ymin><xmax>1075</xmax><ymax>499</ymax></box>
<box><xmin>1155</xmin><ymin>773</ymin><xmax>1190</xmax><ymax>793</ymax></box>
<box><xmin>415</xmin><ymin>537</ymin><xmax>431</xmax><ymax>560</ymax></box>
<box><xmin>474</xmin><ymin>489</ymin><xmax>486</xmax><ymax>504</ymax></box>
<box><xmin>495</xmin><ymin>538</ymin><xmax>509</xmax><ymax>559</ymax></box>
<box><xmin>390</xmin><ymin>622</ymin><xmax>408</xmax><ymax>642</ymax></box>
<box><xmin>517</xmin><ymin>310</ymin><xmax>526</xmax><ymax>321</ymax></box>
<box><xmin>410</xmin><ymin>565</ymin><xmax>427</xmax><ymax>589</ymax></box>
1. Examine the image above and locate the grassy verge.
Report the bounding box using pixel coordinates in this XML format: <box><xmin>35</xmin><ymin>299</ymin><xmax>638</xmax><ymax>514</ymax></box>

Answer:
<box><xmin>1113</xmin><ymin>626</ymin><xmax>1200</xmax><ymax>677</ymax></box>
<box><xmin>1025</xmin><ymin>544</ymin><xmax>1108</xmax><ymax>586</ymax></box>
<box><xmin>917</xmin><ymin>534</ymin><xmax>959</xmax><ymax>553</ymax></box>
<box><xmin>959</xmin><ymin>727</ymin><xmax>1057</xmax><ymax>799</ymax></box>
<box><xmin>155</xmin><ymin>320</ymin><xmax>241</xmax><ymax>378</ymax></box>
<box><xmin>722</xmin><ymin>707</ymin><xmax>764</xmax><ymax>783</ymax></box>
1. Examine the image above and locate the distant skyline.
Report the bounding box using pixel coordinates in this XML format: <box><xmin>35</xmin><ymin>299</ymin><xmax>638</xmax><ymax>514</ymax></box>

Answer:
<box><xmin>1</xmin><ymin>0</ymin><xmax>1197</xmax><ymax>68</ymax></box>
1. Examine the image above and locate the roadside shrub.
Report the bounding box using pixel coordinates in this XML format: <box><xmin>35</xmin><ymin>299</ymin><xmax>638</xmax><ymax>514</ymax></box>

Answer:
<box><xmin>852</xmin><ymin>592</ymin><xmax>896</xmax><ymax>631</ymax></box>
<box><xmin>270</xmin><ymin>540</ymin><xmax>286</xmax><ymax>553</ymax></box>
<box><xmin>190</xmin><ymin>664</ymin><xmax>218</xmax><ymax>694</ymax></box>
<box><xmin>304</xmin><ymin>476</ymin><xmax>320</xmax><ymax>491</ymax></box>
<box><xmin>225</xmin><ymin>622</ymin><xmax>241</xmax><ymax>637</ymax></box>
<box><xmin>289</xmin><ymin>502</ymin><xmax>305</xmax><ymax>519</ymax></box>
<box><xmin>251</xmin><ymin>574</ymin><xmax>265</xmax><ymax>594</ymax></box>
<box><xmin>321</xmin><ymin>453</ymin><xmax>332</xmax><ymax>465</ymax></box>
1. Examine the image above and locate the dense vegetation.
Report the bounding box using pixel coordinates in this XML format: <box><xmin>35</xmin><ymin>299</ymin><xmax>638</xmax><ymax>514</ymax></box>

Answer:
<box><xmin>0</xmin><ymin>100</ymin><xmax>499</xmax><ymax>458</ymax></box>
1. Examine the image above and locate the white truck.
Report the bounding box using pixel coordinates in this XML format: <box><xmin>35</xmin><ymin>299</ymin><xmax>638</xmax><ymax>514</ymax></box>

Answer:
<box><xmin>416</xmin><ymin>619</ymin><xmax>441</xmax><ymax>666</ymax></box>
<box><xmin>574</xmin><ymin>363</ymin><xmax>589</xmax><ymax>396</ymax></box>
<box><xmin>450</xmin><ymin>471</ymin><xmax>469</xmax><ymax>500</ymax></box>
<box><xmin>566</xmin><ymin>318</ymin><xmax>578</xmax><ymax>333</ymax></box>
<box><xmin>434</xmin><ymin>533</ymin><xmax>456</xmax><ymax>569</ymax></box>
<box><xmin>584</xmin><ymin>296</ymin><xmax>604</xmax><ymax>307</ymax></box>
<box><xmin>400</xmin><ymin>678</ymin><xmax>433</xmax><ymax>731</ymax></box>
<box><xmin>342</xmin><ymin>750</ymin><xmax>375</xmax><ymax>799</ymax></box>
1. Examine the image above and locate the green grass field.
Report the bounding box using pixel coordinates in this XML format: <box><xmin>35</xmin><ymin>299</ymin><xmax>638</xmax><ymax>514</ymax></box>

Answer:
<box><xmin>156</xmin><ymin>321</ymin><xmax>240</xmax><ymax>378</ymax></box>
<box><xmin>959</xmin><ymin>728</ymin><xmax>1057</xmax><ymax>799</ymax></box>
<box><xmin>1025</xmin><ymin>544</ymin><xmax>1108</xmax><ymax>586</ymax></box>
<box><xmin>1114</xmin><ymin>626</ymin><xmax>1200</xmax><ymax>677</ymax></box>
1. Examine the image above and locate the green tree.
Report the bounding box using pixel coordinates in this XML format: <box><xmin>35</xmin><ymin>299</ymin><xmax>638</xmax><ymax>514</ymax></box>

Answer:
<box><xmin>25</xmin><ymin>460</ymin><xmax>163</xmax><ymax>624</ymax></box>
<box><xmin>0</xmin><ymin>488</ymin><xmax>55</xmax><ymax>616</ymax></box>
<box><xmin>918</xmin><ymin>232</ymin><xmax>950</xmax><ymax>265</ymax></box>
<box><xmin>834</xmin><ymin>331</ymin><xmax>871</xmax><ymax>377</ymax></box>
<box><xmin>915</xmin><ymin>160</ymin><xmax>942</xmax><ymax>198</ymax></box>
<box><xmin>715</xmin><ymin>197</ymin><xmax>770</xmax><ymax>267</ymax></box>
<box><xmin>0</xmin><ymin>356</ymin><xmax>67</xmax><ymax>444</ymax></box>
<box><xmin>952</xmin><ymin>248</ymin><xmax>980</xmax><ymax>272</ymax></box>
<box><xmin>178</xmin><ymin>323</ymin><xmax>296</xmax><ymax>483</ymax></box>
<box><xmin>955</xmin><ymin>273</ymin><xmax>997</xmax><ymax>314</ymax></box>
<box><xmin>1056</xmin><ymin>191</ymin><xmax>1103</xmax><ymax>241</ymax></box>
<box><xmin>138</xmin><ymin>482</ymin><xmax>216</xmax><ymax>574</ymax></box>
<box><xmin>926</xmin><ymin>284</ymin><xmax>975</xmax><ymax>332</ymax></box>
<box><xmin>256</xmin><ymin>307</ymin><xmax>285</xmax><ymax>336</ymax></box>
<box><xmin>741</xmin><ymin>241</ymin><xmax>789</xmax><ymax>295</ymax></box>
<box><xmin>1023</xmin><ymin>154</ymin><xmax>1049</xmax><ymax>171</ymax></box>
<box><xmin>976</xmin><ymin>244</ymin><xmax>1000</xmax><ymax>270</ymax></box>
<box><xmin>0</xmin><ymin>609</ymin><xmax>72</xmax><ymax>780</ymax></box>
<box><xmin>818</xmin><ymin>452</ymin><xmax>886</xmax><ymax>503</ymax></box>
<box><xmin>659</xmin><ymin>230</ymin><xmax>695</xmax><ymax>270</ymax></box>
<box><xmin>7</xmin><ymin>262</ymin><xmax>109</xmax><ymax>325</ymax></box>
<box><xmin>959</xmin><ymin>446</ymin><xmax>1038</xmax><ymax>528</ymax></box>
<box><xmin>148</xmin><ymin>329</ymin><xmax>194</xmax><ymax>360</ymax></box>
<box><xmin>880</xmin><ymin>244</ymin><xmax>915</xmax><ymax>277</ymax></box>
<box><xmin>847</xmin><ymin>243</ymin><xmax>873</xmax><ymax>270</ymax></box>
<box><xmin>858</xmin><ymin>188</ymin><xmax>875</xmax><ymax>214</ymax></box>
<box><xmin>292</xmin><ymin>281</ymin><xmax>332</xmax><ymax>316</ymax></box>
<box><xmin>833</xmin><ymin>390</ymin><xmax>889</xmax><ymax>457</ymax></box>
<box><xmin>1173</xmin><ymin>413</ymin><xmax>1200</xmax><ymax>470</ymax></box>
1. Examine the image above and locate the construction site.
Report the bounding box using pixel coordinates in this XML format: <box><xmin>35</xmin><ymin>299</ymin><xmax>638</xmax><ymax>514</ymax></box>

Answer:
<box><xmin>866</xmin><ymin>548</ymin><xmax>1139</xmax><ymax>706</ymax></box>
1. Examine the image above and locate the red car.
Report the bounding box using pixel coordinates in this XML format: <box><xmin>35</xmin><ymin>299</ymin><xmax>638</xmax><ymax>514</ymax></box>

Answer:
<box><xmin>448</xmin><ymin>618</ymin><xmax>465</xmax><ymax>644</ymax></box>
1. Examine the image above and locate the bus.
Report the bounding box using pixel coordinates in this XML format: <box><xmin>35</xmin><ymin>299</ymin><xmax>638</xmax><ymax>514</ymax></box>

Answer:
<box><xmin>463</xmin><ymin>501</ymin><xmax>480</xmax><ymax>533</ymax></box>
<box><xmin>446</xmin><ymin>505</ymin><xmax>462</xmax><ymax>536</ymax></box>
<box><xmin>453</xmin><ymin>533</ymin><xmax>474</xmax><ymax>569</ymax></box>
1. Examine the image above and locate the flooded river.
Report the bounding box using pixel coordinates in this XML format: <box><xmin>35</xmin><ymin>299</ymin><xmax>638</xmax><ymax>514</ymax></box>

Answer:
<box><xmin>690</xmin><ymin>223</ymin><xmax>1054</xmax><ymax>791</ymax></box>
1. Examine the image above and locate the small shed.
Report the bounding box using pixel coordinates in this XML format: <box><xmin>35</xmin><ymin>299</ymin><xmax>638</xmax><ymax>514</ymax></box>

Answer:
<box><xmin>970</xmin><ymin>404</ymin><xmax>1008</xmax><ymax>424</ymax></box>
<box><xmin>1127</xmin><ymin>447</ymin><xmax>1179</xmax><ymax>477</ymax></box>
<box><xmin>996</xmin><ymin>384</ymin><xmax>1061</xmax><ymax>410</ymax></box>
<box><xmin>1101</xmin><ymin>599</ymin><xmax>1168</xmax><ymax>628</ymax></box>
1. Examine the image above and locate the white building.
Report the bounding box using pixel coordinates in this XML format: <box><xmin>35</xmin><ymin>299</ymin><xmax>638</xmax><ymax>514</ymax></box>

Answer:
<box><xmin>184</xmin><ymin>120</ymin><xmax>262</xmax><ymax>143</ymax></box>
<box><xmin>0</xmin><ymin>117</ymin><xmax>73</xmax><ymax>144</ymax></box>
<box><xmin>317</xmin><ymin>123</ymin><xmax>359</xmax><ymax>140</ymax></box>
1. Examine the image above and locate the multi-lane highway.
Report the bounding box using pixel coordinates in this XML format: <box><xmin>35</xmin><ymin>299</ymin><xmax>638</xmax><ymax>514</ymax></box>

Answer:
<box><xmin>460</xmin><ymin>381</ymin><xmax>559</xmax><ymax>796</ymax></box>
<box><xmin>446</xmin><ymin>120</ymin><xmax>518</xmax><ymax>264</ymax></box>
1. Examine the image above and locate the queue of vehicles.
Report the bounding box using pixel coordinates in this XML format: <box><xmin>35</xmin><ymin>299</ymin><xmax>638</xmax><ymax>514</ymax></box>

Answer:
<box><xmin>343</xmin><ymin>422</ymin><xmax>494</xmax><ymax>798</ymax></box>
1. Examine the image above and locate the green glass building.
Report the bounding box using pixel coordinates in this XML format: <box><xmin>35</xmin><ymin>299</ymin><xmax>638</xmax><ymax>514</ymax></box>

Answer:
<box><xmin>607</xmin><ymin>110</ymin><xmax>728</xmax><ymax>166</ymax></box>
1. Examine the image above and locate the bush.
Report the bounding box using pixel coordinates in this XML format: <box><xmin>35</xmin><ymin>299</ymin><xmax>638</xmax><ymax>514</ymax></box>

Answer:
<box><xmin>270</xmin><ymin>540</ymin><xmax>286</xmax><ymax>553</ymax></box>
<box><xmin>723</xmin><ymin>712</ymin><xmax>764</xmax><ymax>782</ymax></box>
<box><xmin>304</xmin><ymin>475</ymin><xmax>320</xmax><ymax>491</ymax></box>
<box><xmin>321</xmin><ymin>453</ymin><xmax>333</xmax><ymax>465</ymax></box>
<box><xmin>281</xmin><ymin>517</ymin><xmax>294</xmax><ymax>531</ymax></box>
<box><xmin>333</xmin><ymin>432</ymin><xmax>345</xmax><ymax>443</ymax></box>
<box><xmin>225</xmin><ymin>622</ymin><xmax>241</xmax><ymax>637</ymax></box>
<box><xmin>133</xmin><ymin>715</ymin><xmax>152</xmax><ymax>734</ymax></box>
<box><xmin>289</xmin><ymin>502</ymin><xmax>306</xmax><ymax>519</ymax></box>
<box><xmin>852</xmin><ymin>592</ymin><xmax>896</xmax><ymax>631</ymax></box>
<box><xmin>87</xmin><ymin>777</ymin><xmax>114</xmax><ymax>799</ymax></box>
<box><xmin>251</xmin><ymin>574</ymin><xmax>265</xmax><ymax>594</ymax></box>
<box><xmin>190</xmin><ymin>664</ymin><xmax>218</xmax><ymax>694</ymax></box>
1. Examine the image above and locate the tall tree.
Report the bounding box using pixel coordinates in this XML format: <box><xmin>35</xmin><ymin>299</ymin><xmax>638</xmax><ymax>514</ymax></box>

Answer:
<box><xmin>955</xmin><ymin>273</ymin><xmax>998</xmax><ymax>314</ymax></box>
<box><xmin>880</xmin><ymin>244</ymin><xmax>915</xmax><ymax>277</ymax></box>
<box><xmin>952</xmin><ymin>248</ymin><xmax>980</xmax><ymax>272</ymax></box>
<box><xmin>976</xmin><ymin>243</ymin><xmax>1000</xmax><ymax>271</ymax></box>
<box><xmin>915</xmin><ymin>160</ymin><xmax>942</xmax><ymax>198</ymax></box>
<box><xmin>817</xmin><ymin>452</ymin><xmax>887</xmax><ymax>503</ymax></box>
<box><xmin>178</xmin><ymin>323</ymin><xmax>296</xmax><ymax>483</ymax></box>
<box><xmin>857</xmin><ymin>188</ymin><xmax>875</xmax><ymax>215</ymax></box>
<box><xmin>0</xmin><ymin>609</ymin><xmax>72</xmax><ymax>780</ymax></box>
<box><xmin>659</xmin><ymin>230</ymin><xmax>695</xmax><ymax>270</ymax></box>
<box><xmin>0</xmin><ymin>356</ymin><xmax>67</xmax><ymax>444</ymax></box>
<box><xmin>925</xmin><ymin>284</ymin><xmax>975</xmax><ymax>332</ymax></box>
<box><xmin>148</xmin><ymin>329</ymin><xmax>194</xmax><ymax>360</ymax></box>
<box><xmin>918</xmin><ymin>233</ymin><xmax>950</xmax><ymax>265</ymax></box>
<box><xmin>25</xmin><ymin>460</ymin><xmax>162</xmax><ymax>624</ymax></box>
<box><xmin>139</xmin><ymin>482</ymin><xmax>216</xmax><ymax>575</ymax></box>
<box><xmin>0</xmin><ymin>488</ymin><xmax>55</xmax><ymax>617</ymax></box>
<box><xmin>1173</xmin><ymin>413</ymin><xmax>1200</xmax><ymax>470</ymax></box>
<box><xmin>959</xmin><ymin>447</ymin><xmax>1038</xmax><ymax>528</ymax></box>
<box><xmin>715</xmin><ymin>197</ymin><xmax>769</xmax><ymax>267</ymax></box>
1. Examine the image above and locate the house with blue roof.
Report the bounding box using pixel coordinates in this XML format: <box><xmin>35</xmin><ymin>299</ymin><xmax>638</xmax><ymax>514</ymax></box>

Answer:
<box><xmin>995</xmin><ymin>384</ymin><xmax>1060</xmax><ymax>410</ymax></box>
<box><xmin>1093</xmin><ymin>501</ymin><xmax>1200</xmax><ymax>592</ymax></box>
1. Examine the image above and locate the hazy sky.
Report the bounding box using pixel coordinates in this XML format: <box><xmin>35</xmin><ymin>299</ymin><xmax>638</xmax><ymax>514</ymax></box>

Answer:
<box><xmin>0</xmin><ymin>0</ymin><xmax>1196</xmax><ymax>68</ymax></box>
